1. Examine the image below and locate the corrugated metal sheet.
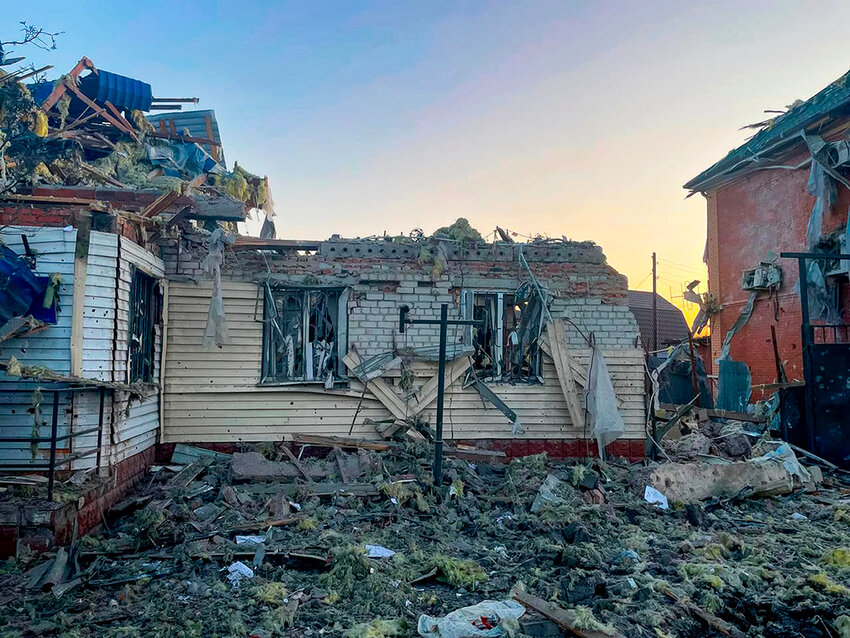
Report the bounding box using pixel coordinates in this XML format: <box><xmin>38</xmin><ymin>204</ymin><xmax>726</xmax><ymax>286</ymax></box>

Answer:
<box><xmin>79</xmin><ymin>70</ymin><xmax>153</xmax><ymax>112</ymax></box>
<box><xmin>146</xmin><ymin>109</ymin><xmax>226</xmax><ymax>168</ymax></box>
<box><xmin>162</xmin><ymin>281</ymin><xmax>645</xmax><ymax>443</ymax></box>
<box><xmin>0</xmin><ymin>227</ymin><xmax>76</xmax><ymax>465</ymax></box>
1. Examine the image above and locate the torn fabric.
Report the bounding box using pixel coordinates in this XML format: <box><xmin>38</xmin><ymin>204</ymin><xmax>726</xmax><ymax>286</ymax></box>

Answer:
<box><xmin>718</xmin><ymin>291</ymin><xmax>757</xmax><ymax>362</ymax></box>
<box><xmin>806</xmin><ymin>158</ymin><xmax>836</xmax><ymax>251</ymax></box>
<box><xmin>202</xmin><ymin>228</ymin><xmax>235</xmax><ymax>348</ymax></box>
<box><xmin>586</xmin><ymin>346</ymin><xmax>625</xmax><ymax>452</ymax></box>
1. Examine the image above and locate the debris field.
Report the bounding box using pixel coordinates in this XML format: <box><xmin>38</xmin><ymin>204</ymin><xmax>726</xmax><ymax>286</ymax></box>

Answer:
<box><xmin>1</xmin><ymin>439</ymin><xmax>849</xmax><ymax>638</ymax></box>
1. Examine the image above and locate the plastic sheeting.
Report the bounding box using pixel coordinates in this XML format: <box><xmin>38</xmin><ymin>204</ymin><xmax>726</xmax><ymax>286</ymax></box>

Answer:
<box><xmin>647</xmin><ymin>346</ymin><xmax>713</xmax><ymax>409</ymax></box>
<box><xmin>718</xmin><ymin>291</ymin><xmax>756</xmax><ymax>362</ymax></box>
<box><xmin>202</xmin><ymin>228</ymin><xmax>235</xmax><ymax>349</ymax></box>
<box><xmin>586</xmin><ymin>346</ymin><xmax>625</xmax><ymax>452</ymax></box>
<box><xmin>146</xmin><ymin>139</ymin><xmax>223</xmax><ymax>179</ymax></box>
<box><xmin>417</xmin><ymin>600</ymin><xmax>525</xmax><ymax>638</ymax></box>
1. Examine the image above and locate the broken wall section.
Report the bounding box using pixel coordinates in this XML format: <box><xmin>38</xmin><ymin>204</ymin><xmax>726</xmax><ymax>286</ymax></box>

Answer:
<box><xmin>159</xmin><ymin>235</ymin><xmax>644</xmax><ymax>449</ymax></box>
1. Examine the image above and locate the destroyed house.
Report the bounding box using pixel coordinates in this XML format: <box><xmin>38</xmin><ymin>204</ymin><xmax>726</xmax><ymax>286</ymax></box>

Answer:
<box><xmin>0</xmin><ymin>52</ymin><xmax>647</xmax><ymax>555</ymax></box>
<box><xmin>0</xmin><ymin>54</ymin><xmax>270</xmax><ymax>548</ymax></box>
<box><xmin>156</xmin><ymin>233</ymin><xmax>647</xmax><ymax>459</ymax></box>
<box><xmin>685</xmin><ymin>68</ymin><xmax>850</xmax><ymax>466</ymax></box>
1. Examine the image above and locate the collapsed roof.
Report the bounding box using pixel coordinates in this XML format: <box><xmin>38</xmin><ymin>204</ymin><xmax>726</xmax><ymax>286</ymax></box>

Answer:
<box><xmin>0</xmin><ymin>56</ymin><xmax>273</xmax><ymax>228</ymax></box>
<box><xmin>685</xmin><ymin>69</ymin><xmax>850</xmax><ymax>193</ymax></box>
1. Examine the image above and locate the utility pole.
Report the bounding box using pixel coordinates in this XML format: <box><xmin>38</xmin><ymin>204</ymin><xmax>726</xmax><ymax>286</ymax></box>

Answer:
<box><xmin>651</xmin><ymin>252</ymin><xmax>658</xmax><ymax>352</ymax></box>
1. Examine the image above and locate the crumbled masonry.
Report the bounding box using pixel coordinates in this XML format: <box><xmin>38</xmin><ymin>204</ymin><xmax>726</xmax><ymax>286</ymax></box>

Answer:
<box><xmin>1</xmin><ymin>443</ymin><xmax>848</xmax><ymax>637</ymax></box>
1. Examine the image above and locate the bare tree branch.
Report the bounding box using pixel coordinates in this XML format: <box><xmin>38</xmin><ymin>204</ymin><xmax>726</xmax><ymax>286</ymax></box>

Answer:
<box><xmin>2</xmin><ymin>21</ymin><xmax>63</xmax><ymax>52</ymax></box>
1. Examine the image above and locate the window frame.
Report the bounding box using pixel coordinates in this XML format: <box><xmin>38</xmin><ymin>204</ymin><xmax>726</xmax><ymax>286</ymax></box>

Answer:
<box><xmin>128</xmin><ymin>267</ymin><xmax>160</xmax><ymax>384</ymax></box>
<box><xmin>260</xmin><ymin>284</ymin><xmax>350</xmax><ymax>385</ymax></box>
<box><xmin>462</xmin><ymin>289</ymin><xmax>543</xmax><ymax>383</ymax></box>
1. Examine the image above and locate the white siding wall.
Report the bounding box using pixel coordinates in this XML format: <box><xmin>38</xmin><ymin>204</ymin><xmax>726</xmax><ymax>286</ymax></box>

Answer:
<box><xmin>113</xmin><ymin>237</ymin><xmax>164</xmax><ymax>464</ymax></box>
<box><xmin>162</xmin><ymin>280</ymin><xmax>645</xmax><ymax>443</ymax></box>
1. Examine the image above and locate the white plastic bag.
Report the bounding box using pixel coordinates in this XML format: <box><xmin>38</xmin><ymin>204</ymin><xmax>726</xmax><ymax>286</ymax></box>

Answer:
<box><xmin>417</xmin><ymin>600</ymin><xmax>525</xmax><ymax>638</ymax></box>
<box><xmin>530</xmin><ymin>474</ymin><xmax>566</xmax><ymax>512</ymax></box>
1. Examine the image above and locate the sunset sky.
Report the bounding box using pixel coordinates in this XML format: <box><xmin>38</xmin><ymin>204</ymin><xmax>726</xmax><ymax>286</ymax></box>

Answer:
<box><xmin>14</xmin><ymin>1</ymin><xmax>850</xmax><ymax>320</ymax></box>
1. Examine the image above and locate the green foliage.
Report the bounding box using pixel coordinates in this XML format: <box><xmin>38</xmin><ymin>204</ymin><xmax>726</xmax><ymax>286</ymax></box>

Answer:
<box><xmin>432</xmin><ymin>218</ymin><xmax>483</xmax><ymax>244</ymax></box>
<box><xmin>430</xmin><ymin>554</ymin><xmax>488</xmax><ymax>589</ymax></box>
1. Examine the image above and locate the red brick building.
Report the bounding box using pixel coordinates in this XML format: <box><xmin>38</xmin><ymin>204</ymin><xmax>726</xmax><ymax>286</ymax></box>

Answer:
<box><xmin>685</xmin><ymin>70</ymin><xmax>850</xmax><ymax>398</ymax></box>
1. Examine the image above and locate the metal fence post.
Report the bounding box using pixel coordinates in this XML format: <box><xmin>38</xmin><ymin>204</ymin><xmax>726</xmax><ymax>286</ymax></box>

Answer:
<box><xmin>47</xmin><ymin>391</ymin><xmax>59</xmax><ymax>501</ymax></box>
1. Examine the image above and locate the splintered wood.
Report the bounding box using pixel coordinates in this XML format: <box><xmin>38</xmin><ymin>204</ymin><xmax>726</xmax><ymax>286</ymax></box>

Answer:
<box><xmin>544</xmin><ymin>319</ymin><xmax>586</xmax><ymax>429</ymax></box>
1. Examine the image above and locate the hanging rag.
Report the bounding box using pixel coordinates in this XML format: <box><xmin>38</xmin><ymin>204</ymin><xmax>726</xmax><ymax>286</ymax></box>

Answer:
<box><xmin>201</xmin><ymin>228</ymin><xmax>235</xmax><ymax>348</ymax></box>
<box><xmin>586</xmin><ymin>345</ymin><xmax>625</xmax><ymax>453</ymax></box>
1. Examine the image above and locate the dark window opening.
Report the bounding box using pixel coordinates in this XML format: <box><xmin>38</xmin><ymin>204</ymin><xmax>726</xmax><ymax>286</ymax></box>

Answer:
<box><xmin>468</xmin><ymin>290</ymin><xmax>542</xmax><ymax>382</ymax></box>
<box><xmin>262</xmin><ymin>287</ymin><xmax>348</xmax><ymax>383</ymax></box>
<box><xmin>129</xmin><ymin>269</ymin><xmax>160</xmax><ymax>383</ymax></box>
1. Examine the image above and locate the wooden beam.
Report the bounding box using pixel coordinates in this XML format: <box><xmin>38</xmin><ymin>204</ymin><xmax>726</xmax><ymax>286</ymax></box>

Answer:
<box><xmin>289</xmin><ymin>434</ymin><xmax>392</xmax><ymax>452</ymax></box>
<box><xmin>233</xmin><ymin>237</ymin><xmax>322</xmax><ymax>251</ymax></box>
<box><xmin>343</xmin><ymin>350</ymin><xmax>408</xmax><ymax>420</ymax></box>
<box><xmin>411</xmin><ymin>356</ymin><xmax>470</xmax><ymax>415</ymax></box>
<box><xmin>545</xmin><ymin>319</ymin><xmax>585</xmax><ymax>429</ymax></box>
<box><xmin>0</xmin><ymin>193</ymin><xmax>106</xmax><ymax>208</ymax></box>
<box><xmin>40</xmin><ymin>57</ymin><xmax>97</xmax><ymax>112</ymax></box>
<box><xmin>513</xmin><ymin>591</ymin><xmax>626</xmax><ymax>638</ymax></box>
<box><xmin>147</xmin><ymin>131</ymin><xmax>223</xmax><ymax>147</ymax></box>
<box><xmin>657</xmin><ymin>404</ymin><xmax>766</xmax><ymax>424</ymax></box>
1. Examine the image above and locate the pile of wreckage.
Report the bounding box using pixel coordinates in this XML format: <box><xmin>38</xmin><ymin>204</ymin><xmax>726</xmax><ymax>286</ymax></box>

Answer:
<box><xmin>1</xmin><ymin>429</ymin><xmax>848</xmax><ymax>638</ymax></box>
<box><xmin>1</xmin><ymin>53</ymin><xmax>276</xmax><ymax>234</ymax></box>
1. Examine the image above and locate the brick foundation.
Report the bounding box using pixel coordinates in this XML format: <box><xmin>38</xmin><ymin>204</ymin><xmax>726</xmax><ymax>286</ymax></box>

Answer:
<box><xmin>0</xmin><ymin>446</ymin><xmax>155</xmax><ymax>558</ymax></box>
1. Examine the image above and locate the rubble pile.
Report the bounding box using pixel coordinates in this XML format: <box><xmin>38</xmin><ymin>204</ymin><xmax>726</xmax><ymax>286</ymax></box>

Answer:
<box><xmin>1</xmin><ymin>441</ymin><xmax>848</xmax><ymax>637</ymax></box>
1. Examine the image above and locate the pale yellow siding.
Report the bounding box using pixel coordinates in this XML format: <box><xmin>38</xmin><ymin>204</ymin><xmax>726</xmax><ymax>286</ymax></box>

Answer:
<box><xmin>162</xmin><ymin>281</ymin><xmax>645</xmax><ymax>443</ymax></box>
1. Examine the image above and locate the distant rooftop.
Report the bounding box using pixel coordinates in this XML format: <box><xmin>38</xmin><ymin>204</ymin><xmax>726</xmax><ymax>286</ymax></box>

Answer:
<box><xmin>628</xmin><ymin>290</ymin><xmax>689</xmax><ymax>349</ymax></box>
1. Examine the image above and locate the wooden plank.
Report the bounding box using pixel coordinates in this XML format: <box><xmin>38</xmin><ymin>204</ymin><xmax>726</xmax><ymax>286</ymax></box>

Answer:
<box><xmin>289</xmin><ymin>434</ymin><xmax>392</xmax><ymax>451</ymax></box>
<box><xmin>70</xmin><ymin>212</ymin><xmax>92</xmax><ymax>376</ymax></box>
<box><xmin>513</xmin><ymin>591</ymin><xmax>626</xmax><ymax>638</ymax></box>
<box><xmin>343</xmin><ymin>350</ymin><xmax>408</xmax><ymax>420</ymax></box>
<box><xmin>412</xmin><ymin>356</ymin><xmax>471</xmax><ymax>414</ymax></box>
<box><xmin>657</xmin><ymin>404</ymin><xmax>766</xmax><ymax>424</ymax></box>
<box><xmin>546</xmin><ymin>320</ymin><xmax>585</xmax><ymax>429</ymax></box>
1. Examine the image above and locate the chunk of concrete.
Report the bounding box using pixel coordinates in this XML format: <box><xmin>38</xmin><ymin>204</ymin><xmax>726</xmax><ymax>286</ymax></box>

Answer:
<box><xmin>649</xmin><ymin>459</ymin><xmax>814</xmax><ymax>504</ymax></box>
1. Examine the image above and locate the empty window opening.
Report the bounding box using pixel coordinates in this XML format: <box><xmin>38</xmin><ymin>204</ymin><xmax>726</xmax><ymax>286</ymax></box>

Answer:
<box><xmin>262</xmin><ymin>287</ymin><xmax>348</xmax><ymax>383</ymax></box>
<box><xmin>466</xmin><ymin>288</ymin><xmax>542</xmax><ymax>382</ymax></box>
<box><xmin>129</xmin><ymin>269</ymin><xmax>160</xmax><ymax>383</ymax></box>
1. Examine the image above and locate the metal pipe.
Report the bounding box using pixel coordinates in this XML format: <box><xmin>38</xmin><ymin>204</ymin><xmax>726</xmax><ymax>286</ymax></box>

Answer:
<box><xmin>47</xmin><ymin>391</ymin><xmax>59</xmax><ymax>502</ymax></box>
<box><xmin>687</xmin><ymin>331</ymin><xmax>701</xmax><ymax>408</ymax></box>
<box><xmin>794</xmin><ymin>256</ymin><xmax>817</xmax><ymax>454</ymax></box>
<box><xmin>434</xmin><ymin>304</ymin><xmax>448</xmax><ymax>486</ymax></box>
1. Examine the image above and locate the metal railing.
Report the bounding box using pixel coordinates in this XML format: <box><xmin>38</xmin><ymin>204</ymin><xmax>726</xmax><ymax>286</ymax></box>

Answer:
<box><xmin>0</xmin><ymin>384</ymin><xmax>107</xmax><ymax>500</ymax></box>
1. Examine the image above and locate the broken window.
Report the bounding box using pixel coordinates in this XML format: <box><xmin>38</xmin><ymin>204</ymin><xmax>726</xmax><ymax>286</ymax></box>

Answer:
<box><xmin>262</xmin><ymin>287</ymin><xmax>349</xmax><ymax>383</ymax></box>
<box><xmin>129</xmin><ymin>269</ymin><xmax>160</xmax><ymax>383</ymax></box>
<box><xmin>464</xmin><ymin>287</ymin><xmax>542</xmax><ymax>382</ymax></box>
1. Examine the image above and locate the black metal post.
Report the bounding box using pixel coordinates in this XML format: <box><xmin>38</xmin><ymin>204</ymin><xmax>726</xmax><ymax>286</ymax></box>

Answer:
<box><xmin>398</xmin><ymin>303</ymin><xmax>482</xmax><ymax>486</ymax></box>
<box><xmin>434</xmin><ymin>304</ymin><xmax>448</xmax><ymax>485</ymax></box>
<box><xmin>795</xmin><ymin>256</ymin><xmax>817</xmax><ymax>453</ymax></box>
<box><xmin>47</xmin><ymin>391</ymin><xmax>59</xmax><ymax>502</ymax></box>
<box><xmin>96</xmin><ymin>386</ymin><xmax>105</xmax><ymax>471</ymax></box>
